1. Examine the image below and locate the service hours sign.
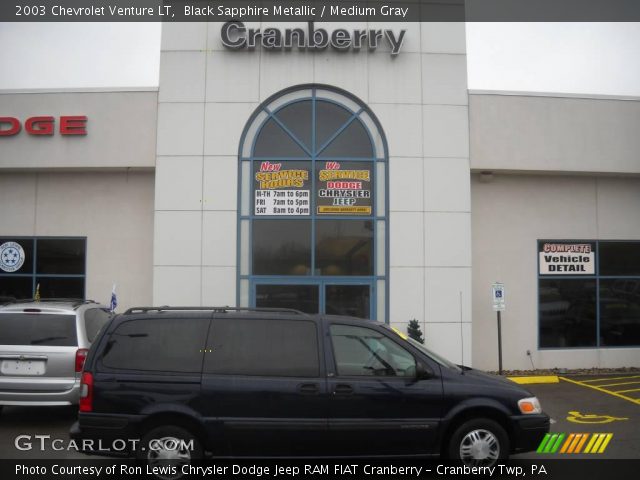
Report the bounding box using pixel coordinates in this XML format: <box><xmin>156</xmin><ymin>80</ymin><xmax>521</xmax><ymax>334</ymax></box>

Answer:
<box><xmin>253</xmin><ymin>161</ymin><xmax>311</xmax><ymax>216</ymax></box>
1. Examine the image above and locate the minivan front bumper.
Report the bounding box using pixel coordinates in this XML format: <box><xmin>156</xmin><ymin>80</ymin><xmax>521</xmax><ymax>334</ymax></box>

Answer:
<box><xmin>511</xmin><ymin>414</ymin><xmax>550</xmax><ymax>453</ymax></box>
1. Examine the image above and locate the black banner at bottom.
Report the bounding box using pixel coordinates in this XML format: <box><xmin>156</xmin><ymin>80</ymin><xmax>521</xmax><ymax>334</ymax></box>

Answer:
<box><xmin>3</xmin><ymin>459</ymin><xmax>640</xmax><ymax>480</ymax></box>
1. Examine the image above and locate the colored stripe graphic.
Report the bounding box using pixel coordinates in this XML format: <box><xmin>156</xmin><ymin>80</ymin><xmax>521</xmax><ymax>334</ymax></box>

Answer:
<box><xmin>550</xmin><ymin>433</ymin><xmax>565</xmax><ymax>453</ymax></box>
<box><xmin>567</xmin><ymin>434</ymin><xmax>582</xmax><ymax>453</ymax></box>
<box><xmin>584</xmin><ymin>433</ymin><xmax>598</xmax><ymax>453</ymax></box>
<box><xmin>544</xmin><ymin>433</ymin><xmax>559</xmax><ymax>453</ymax></box>
<box><xmin>575</xmin><ymin>433</ymin><xmax>589</xmax><ymax>453</ymax></box>
<box><xmin>538</xmin><ymin>433</ymin><xmax>613</xmax><ymax>454</ymax></box>
<box><xmin>559</xmin><ymin>434</ymin><xmax>574</xmax><ymax>453</ymax></box>
<box><xmin>537</xmin><ymin>433</ymin><xmax>552</xmax><ymax>453</ymax></box>
<box><xmin>598</xmin><ymin>434</ymin><xmax>613</xmax><ymax>453</ymax></box>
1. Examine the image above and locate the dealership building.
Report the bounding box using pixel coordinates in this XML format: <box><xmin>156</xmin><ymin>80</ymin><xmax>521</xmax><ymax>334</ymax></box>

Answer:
<box><xmin>1</xmin><ymin>22</ymin><xmax>639</xmax><ymax>371</ymax></box>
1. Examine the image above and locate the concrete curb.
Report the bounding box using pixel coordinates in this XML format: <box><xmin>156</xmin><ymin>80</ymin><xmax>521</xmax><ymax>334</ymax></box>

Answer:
<box><xmin>507</xmin><ymin>375</ymin><xmax>560</xmax><ymax>385</ymax></box>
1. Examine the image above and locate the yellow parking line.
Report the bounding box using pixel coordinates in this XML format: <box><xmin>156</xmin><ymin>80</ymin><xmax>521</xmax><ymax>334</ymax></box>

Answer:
<box><xmin>596</xmin><ymin>381</ymin><xmax>640</xmax><ymax>388</ymax></box>
<box><xmin>559</xmin><ymin>376</ymin><xmax>640</xmax><ymax>406</ymax></box>
<box><xmin>581</xmin><ymin>375</ymin><xmax>640</xmax><ymax>383</ymax></box>
<box><xmin>612</xmin><ymin>388</ymin><xmax>640</xmax><ymax>394</ymax></box>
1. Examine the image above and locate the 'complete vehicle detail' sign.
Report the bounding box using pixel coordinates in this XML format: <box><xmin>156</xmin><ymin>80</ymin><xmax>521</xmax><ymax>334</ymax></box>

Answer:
<box><xmin>539</xmin><ymin>242</ymin><xmax>595</xmax><ymax>274</ymax></box>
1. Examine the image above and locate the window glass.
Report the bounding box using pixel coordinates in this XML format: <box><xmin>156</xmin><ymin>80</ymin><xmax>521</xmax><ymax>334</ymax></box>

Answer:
<box><xmin>205</xmin><ymin>318</ymin><xmax>319</xmax><ymax>377</ymax></box>
<box><xmin>273</xmin><ymin>100</ymin><xmax>312</xmax><ymax>152</ymax></box>
<box><xmin>315</xmin><ymin>220</ymin><xmax>373</xmax><ymax>275</ymax></box>
<box><xmin>330</xmin><ymin>324</ymin><xmax>416</xmax><ymax>377</ymax></box>
<box><xmin>0</xmin><ymin>276</ymin><xmax>32</xmax><ymax>300</ymax></box>
<box><xmin>36</xmin><ymin>277</ymin><xmax>84</xmax><ymax>299</ymax></box>
<box><xmin>36</xmin><ymin>238</ymin><xmax>85</xmax><ymax>274</ymax></box>
<box><xmin>252</xmin><ymin>220</ymin><xmax>311</xmax><ymax>275</ymax></box>
<box><xmin>253</xmin><ymin>118</ymin><xmax>308</xmax><ymax>157</ymax></box>
<box><xmin>256</xmin><ymin>285</ymin><xmax>319</xmax><ymax>314</ymax></box>
<box><xmin>319</xmin><ymin>119</ymin><xmax>373</xmax><ymax>158</ymax></box>
<box><xmin>599</xmin><ymin>242</ymin><xmax>640</xmax><ymax>276</ymax></box>
<box><xmin>0</xmin><ymin>238</ymin><xmax>85</xmax><ymax>300</ymax></box>
<box><xmin>0</xmin><ymin>314</ymin><xmax>77</xmax><ymax>346</ymax></box>
<box><xmin>84</xmin><ymin>308</ymin><xmax>113</xmax><ymax>343</ymax></box>
<box><xmin>315</xmin><ymin>101</ymin><xmax>353</xmax><ymax>150</ymax></box>
<box><xmin>325</xmin><ymin>285</ymin><xmax>370</xmax><ymax>318</ymax></box>
<box><xmin>539</xmin><ymin>279</ymin><xmax>597</xmax><ymax>347</ymax></box>
<box><xmin>100</xmin><ymin>318</ymin><xmax>209</xmax><ymax>372</ymax></box>
<box><xmin>240</xmin><ymin>87</ymin><xmax>387</xmax><ymax>321</ymax></box>
<box><xmin>599</xmin><ymin>279</ymin><xmax>640</xmax><ymax>346</ymax></box>
<box><xmin>0</xmin><ymin>239</ymin><xmax>34</xmax><ymax>275</ymax></box>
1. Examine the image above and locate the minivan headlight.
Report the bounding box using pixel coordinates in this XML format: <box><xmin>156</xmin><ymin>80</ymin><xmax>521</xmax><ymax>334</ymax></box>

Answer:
<box><xmin>518</xmin><ymin>396</ymin><xmax>542</xmax><ymax>414</ymax></box>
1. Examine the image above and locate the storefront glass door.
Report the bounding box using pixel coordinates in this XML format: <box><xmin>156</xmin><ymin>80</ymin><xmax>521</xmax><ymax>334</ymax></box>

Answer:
<box><xmin>254</xmin><ymin>281</ymin><xmax>373</xmax><ymax>319</ymax></box>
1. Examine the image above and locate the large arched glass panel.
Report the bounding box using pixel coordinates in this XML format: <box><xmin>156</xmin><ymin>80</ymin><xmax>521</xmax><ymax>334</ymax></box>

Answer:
<box><xmin>237</xmin><ymin>85</ymin><xmax>388</xmax><ymax>322</ymax></box>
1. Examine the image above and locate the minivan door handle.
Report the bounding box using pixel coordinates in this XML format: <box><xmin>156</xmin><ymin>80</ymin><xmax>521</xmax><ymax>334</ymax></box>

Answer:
<box><xmin>333</xmin><ymin>384</ymin><xmax>354</xmax><ymax>395</ymax></box>
<box><xmin>297</xmin><ymin>383</ymin><xmax>320</xmax><ymax>394</ymax></box>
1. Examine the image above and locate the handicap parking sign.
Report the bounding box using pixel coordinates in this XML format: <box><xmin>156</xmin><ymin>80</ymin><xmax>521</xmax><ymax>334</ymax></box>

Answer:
<box><xmin>492</xmin><ymin>283</ymin><xmax>505</xmax><ymax>311</ymax></box>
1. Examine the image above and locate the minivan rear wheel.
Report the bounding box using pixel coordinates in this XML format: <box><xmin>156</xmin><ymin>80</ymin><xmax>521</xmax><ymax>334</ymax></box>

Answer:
<box><xmin>447</xmin><ymin>418</ymin><xmax>509</xmax><ymax>467</ymax></box>
<box><xmin>138</xmin><ymin>425</ymin><xmax>203</xmax><ymax>479</ymax></box>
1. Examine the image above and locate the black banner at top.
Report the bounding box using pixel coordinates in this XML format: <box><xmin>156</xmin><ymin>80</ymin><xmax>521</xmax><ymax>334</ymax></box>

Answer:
<box><xmin>2</xmin><ymin>0</ymin><xmax>640</xmax><ymax>22</ymax></box>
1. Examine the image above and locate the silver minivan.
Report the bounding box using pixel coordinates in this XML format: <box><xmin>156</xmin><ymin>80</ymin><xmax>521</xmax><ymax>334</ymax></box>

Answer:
<box><xmin>0</xmin><ymin>300</ymin><xmax>112</xmax><ymax>411</ymax></box>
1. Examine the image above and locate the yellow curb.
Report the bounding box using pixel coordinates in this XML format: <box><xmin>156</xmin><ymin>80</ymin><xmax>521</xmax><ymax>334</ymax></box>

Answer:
<box><xmin>507</xmin><ymin>375</ymin><xmax>560</xmax><ymax>384</ymax></box>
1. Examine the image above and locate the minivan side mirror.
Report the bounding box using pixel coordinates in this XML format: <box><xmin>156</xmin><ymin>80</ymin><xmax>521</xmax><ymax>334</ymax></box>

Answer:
<box><xmin>415</xmin><ymin>361</ymin><xmax>433</xmax><ymax>380</ymax></box>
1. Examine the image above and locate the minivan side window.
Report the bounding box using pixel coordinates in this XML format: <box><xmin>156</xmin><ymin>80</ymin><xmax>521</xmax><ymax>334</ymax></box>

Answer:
<box><xmin>330</xmin><ymin>324</ymin><xmax>416</xmax><ymax>377</ymax></box>
<box><xmin>84</xmin><ymin>308</ymin><xmax>112</xmax><ymax>343</ymax></box>
<box><xmin>204</xmin><ymin>318</ymin><xmax>320</xmax><ymax>377</ymax></box>
<box><xmin>100</xmin><ymin>317</ymin><xmax>209</xmax><ymax>373</ymax></box>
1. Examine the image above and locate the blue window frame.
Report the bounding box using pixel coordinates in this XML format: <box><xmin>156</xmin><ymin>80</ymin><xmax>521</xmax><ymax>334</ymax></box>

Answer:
<box><xmin>538</xmin><ymin>239</ymin><xmax>640</xmax><ymax>348</ymax></box>
<box><xmin>237</xmin><ymin>85</ymin><xmax>389</xmax><ymax>321</ymax></box>
<box><xmin>0</xmin><ymin>237</ymin><xmax>87</xmax><ymax>301</ymax></box>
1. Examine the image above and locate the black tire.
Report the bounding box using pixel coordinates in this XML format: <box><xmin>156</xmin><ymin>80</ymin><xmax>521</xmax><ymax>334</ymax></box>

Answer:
<box><xmin>137</xmin><ymin>425</ymin><xmax>203</xmax><ymax>479</ymax></box>
<box><xmin>447</xmin><ymin>418</ymin><xmax>510</xmax><ymax>467</ymax></box>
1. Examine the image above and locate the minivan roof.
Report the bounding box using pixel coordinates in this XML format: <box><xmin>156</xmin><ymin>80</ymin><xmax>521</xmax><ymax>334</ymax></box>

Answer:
<box><xmin>0</xmin><ymin>299</ymin><xmax>101</xmax><ymax>312</ymax></box>
<box><xmin>113</xmin><ymin>306</ymin><xmax>382</xmax><ymax>327</ymax></box>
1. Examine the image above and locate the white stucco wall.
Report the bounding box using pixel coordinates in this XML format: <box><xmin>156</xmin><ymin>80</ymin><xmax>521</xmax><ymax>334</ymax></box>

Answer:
<box><xmin>0</xmin><ymin>90</ymin><xmax>157</xmax><ymax>169</ymax></box>
<box><xmin>0</xmin><ymin>171</ymin><xmax>155</xmax><ymax>310</ymax></box>
<box><xmin>154</xmin><ymin>22</ymin><xmax>472</xmax><ymax>365</ymax></box>
<box><xmin>471</xmin><ymin>173</ymin><xmax>640</xmax><ymax>370</ymax></box>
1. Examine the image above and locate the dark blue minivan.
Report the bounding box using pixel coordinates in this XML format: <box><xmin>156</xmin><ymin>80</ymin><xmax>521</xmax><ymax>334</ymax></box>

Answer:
<box><xmin>71</xmin><ymin>307</ymin><xmax>549</xmax><ymax>467</ymax></box>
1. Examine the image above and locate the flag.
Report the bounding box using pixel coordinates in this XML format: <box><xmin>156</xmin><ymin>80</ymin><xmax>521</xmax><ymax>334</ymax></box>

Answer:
<box><xmin>34</xmin><ymin>283</ymin><xmax>41</xmax><ymax>302</ymax></box>
<box><xmin>109</xmin><ymin>284</ymin><xmax>118</xmax><ymax>313</ymax></box>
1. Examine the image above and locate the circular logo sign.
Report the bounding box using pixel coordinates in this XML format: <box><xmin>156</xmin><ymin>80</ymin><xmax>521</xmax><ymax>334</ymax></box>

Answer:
<box><xmin>0</xmin><ymin>242</ymin><xmax>25</xmax><ymax>273</ymax></box>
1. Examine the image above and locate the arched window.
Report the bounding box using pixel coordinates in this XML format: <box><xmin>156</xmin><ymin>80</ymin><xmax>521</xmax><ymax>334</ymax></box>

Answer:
<box><xmin>237</xmin><ymin>85</ymin><xmax>388</xmax><ymax>321</ymax></box>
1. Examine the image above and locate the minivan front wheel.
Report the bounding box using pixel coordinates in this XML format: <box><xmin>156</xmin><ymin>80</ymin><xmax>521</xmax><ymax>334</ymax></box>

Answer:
<box><xmin>138</xmin><ymin>425</ymin><xmax>203</xmax><ymax>479</ymax></box>
<box><xmin>447</xmin><ymin>419</ymin><xmax>509</xmax><ymax>467</ymax></box>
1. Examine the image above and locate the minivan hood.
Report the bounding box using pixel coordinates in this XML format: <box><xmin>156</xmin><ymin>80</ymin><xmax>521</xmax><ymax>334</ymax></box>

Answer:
<box><xmin>454</xmin><ymin>366</ymin><xmax>533</xmax><ymax>395</ymax></box>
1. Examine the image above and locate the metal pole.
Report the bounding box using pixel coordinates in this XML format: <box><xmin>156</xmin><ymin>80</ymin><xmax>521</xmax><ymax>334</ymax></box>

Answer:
<box><xmin>497</xmin><ymin>310</ymin><xmax>503</xmax><ymax>375</ymax></box>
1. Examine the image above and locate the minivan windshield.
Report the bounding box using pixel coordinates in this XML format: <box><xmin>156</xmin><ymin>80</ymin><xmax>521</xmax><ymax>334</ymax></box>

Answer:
<box><xmin>406</xmin><ymin>337</ymin><xmax>462</xmax><ymax>372</ymax></box>
<box><xmin>382</xmin><ymin>324</ymin><xmax>462</xmax><ymax>372</ymax></box>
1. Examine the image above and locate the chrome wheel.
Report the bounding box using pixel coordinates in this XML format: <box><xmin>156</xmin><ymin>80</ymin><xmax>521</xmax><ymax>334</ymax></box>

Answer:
<box><xmin>459</xmin><ymin>428</ymin><xmax>500</xmax><ymax>466</ymax></box>
<box><xmin>147</xmin><ymin>436</ymin><xmax>190</xmax><ymax>480</ymax></box>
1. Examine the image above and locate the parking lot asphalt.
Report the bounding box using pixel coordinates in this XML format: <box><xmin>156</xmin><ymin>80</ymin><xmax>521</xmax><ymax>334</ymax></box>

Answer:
<box><xmin>0</xmin><ymin>405</ymin><xmax>84</xmax><ymax>459</ymax></box>
<box><xmin>513</xmin><ymin>374</ymin><xmax>640</xmax><ymax>459</ymax></box>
